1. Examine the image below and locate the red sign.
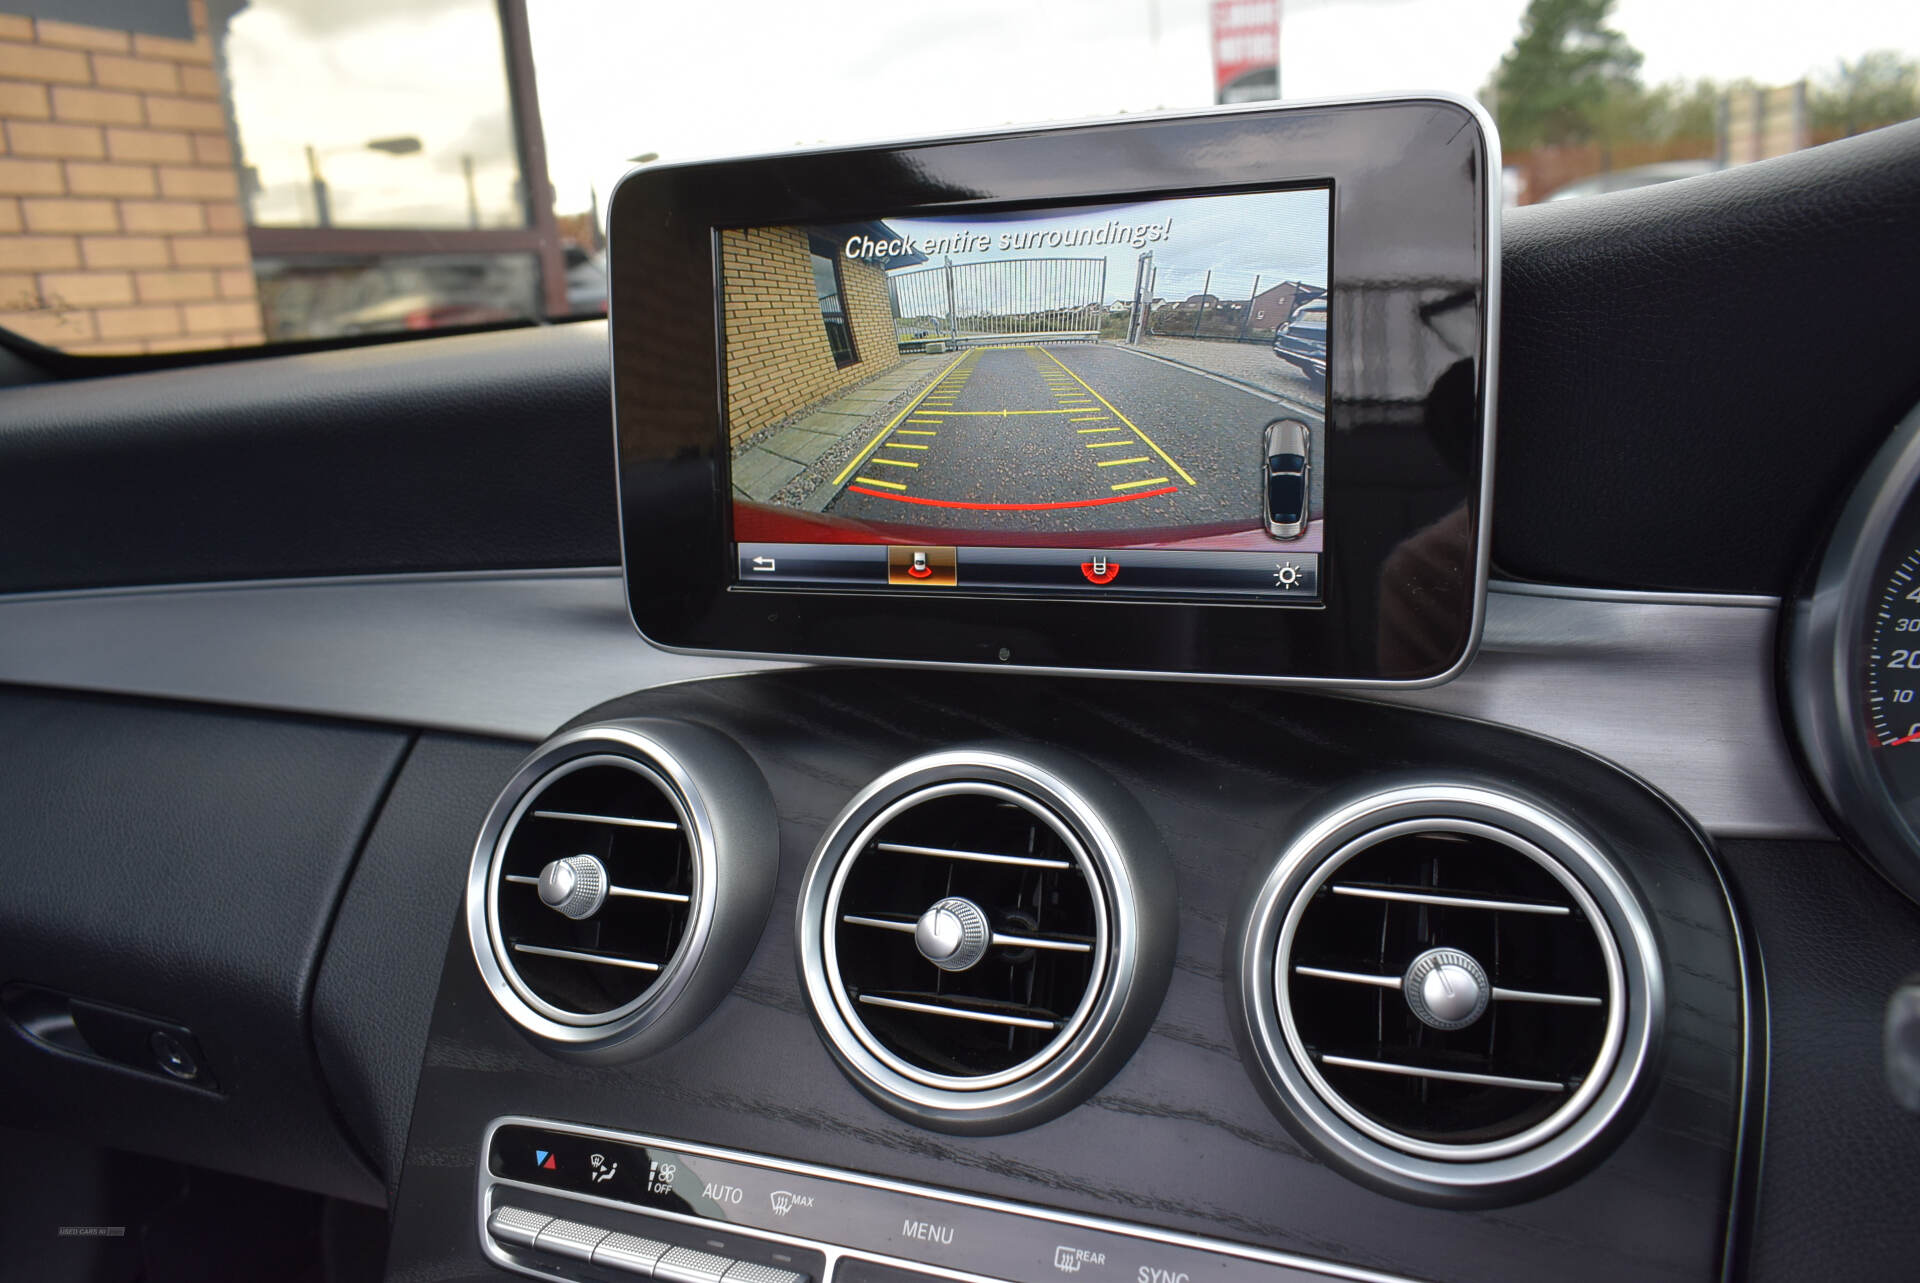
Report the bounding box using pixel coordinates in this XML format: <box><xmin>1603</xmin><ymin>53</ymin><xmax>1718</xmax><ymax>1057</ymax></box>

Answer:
<box><xmin>1211</xmin><ymin>0</ymin><xmax>1280</xmax><ymax>104</ymax></box>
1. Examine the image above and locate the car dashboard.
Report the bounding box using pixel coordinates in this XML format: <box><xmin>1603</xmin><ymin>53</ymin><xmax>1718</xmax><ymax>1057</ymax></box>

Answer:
<box><xmin>0</xmin><ymin>115</ymin><xmax>1917</xmax><ymax>1283</ymax></box>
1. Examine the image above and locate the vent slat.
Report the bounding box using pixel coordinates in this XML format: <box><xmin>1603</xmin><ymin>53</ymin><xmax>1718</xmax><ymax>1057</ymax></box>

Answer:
<box><xmin>840</xmin><ymin>912</ymin><xmax>1093</xmax><ymax>954</ymax></box>
<box><xmin>511</xmin><ymin>942</ymin><xmax>662</xmax><ymax>972</ymax></box>
<box><xmin>533</xmin><ymin>809</ymin><xmax>679</xmax><ymax>831</ymax></box>
<box><xmin>1318</xmin><ymin>1053</ymin><xmax>1566</xmax><ymax>1093</ymax></box>
<box><xmin>504</xmin><ymin>874</ymin><xmax>691</xmax><ymax>905</ymax></box>
<box><xmin>872</xmin><ymin>841</ymin><xmax>1072</xmax><ymax>869</ymax></box>
<box><xmin>1329</xmin><ymin>883</ymin><xmax>1571</xmax><ymax>915</ymax></box>
<box><xmin>857</xmin><ymin>993</ymin><xmax>1060</xmax><ymax>1031</ymax></box>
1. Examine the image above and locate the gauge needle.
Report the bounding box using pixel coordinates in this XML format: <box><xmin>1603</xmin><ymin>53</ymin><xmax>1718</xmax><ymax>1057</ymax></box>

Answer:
<box><xmin>1885</xmin><ymin>732</ymin><xmax>1920</xmax><ymax>747</ymax></box>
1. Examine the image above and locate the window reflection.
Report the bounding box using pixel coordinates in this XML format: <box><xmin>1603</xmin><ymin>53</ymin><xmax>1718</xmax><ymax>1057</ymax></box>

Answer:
<box><xmin>216</xmin><ymin>0</ymin><xmax>525</xmax><ymax>229</ymax></box>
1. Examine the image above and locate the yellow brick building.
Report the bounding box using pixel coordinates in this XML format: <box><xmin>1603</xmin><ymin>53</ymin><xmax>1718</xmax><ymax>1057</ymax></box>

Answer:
<box><xmin>0</xmin><ymin>1</ymin><xmax>263</xmax><ymax>353</ymax></box>
<box><xmin>720</xmin><ymin>224</ymin><xmax>910</xmax><ymax>445</ymax></box>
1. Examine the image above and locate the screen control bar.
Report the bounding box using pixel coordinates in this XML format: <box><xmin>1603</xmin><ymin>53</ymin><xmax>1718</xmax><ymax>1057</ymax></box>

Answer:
<box><xmin>736</xmin><ymin>543</ymin><xmax>1321</xmax><ymax>601</ymax></box>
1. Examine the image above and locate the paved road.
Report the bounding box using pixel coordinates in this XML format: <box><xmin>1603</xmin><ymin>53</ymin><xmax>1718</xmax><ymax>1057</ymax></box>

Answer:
<box><xmin>824</xmin><ymin>342</ymin><xmax>1325</xmax><ymax>535</ymax></box>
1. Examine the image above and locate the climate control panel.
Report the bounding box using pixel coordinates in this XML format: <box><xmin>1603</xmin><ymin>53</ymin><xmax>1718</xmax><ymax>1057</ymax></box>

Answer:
<box><xmin>480</xmin><ymin>1119</ymin><xmax>1392</xmax><ymax>1283</ymax></box>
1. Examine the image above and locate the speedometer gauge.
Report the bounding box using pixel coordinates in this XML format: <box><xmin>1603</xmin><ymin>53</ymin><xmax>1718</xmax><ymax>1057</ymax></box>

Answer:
<box><xmin>1790</xmin><ymin>401</ymin><xmax>1920</xmax><ymax>905</ymax></box>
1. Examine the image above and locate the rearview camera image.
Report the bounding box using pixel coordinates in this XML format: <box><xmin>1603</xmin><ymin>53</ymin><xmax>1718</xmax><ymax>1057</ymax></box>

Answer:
<box><xmin>723</xmin><ymin>187</ymin><xmax>1329</xmax><ymax>602</ymax></box>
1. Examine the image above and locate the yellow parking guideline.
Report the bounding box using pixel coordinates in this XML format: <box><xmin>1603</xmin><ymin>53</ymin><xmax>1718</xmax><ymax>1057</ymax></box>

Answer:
<box><xmin>1112</xmin><ymin>476</ymin><xmax>1170</xmax><ymax>491</ymax></box>
<box><xmin>915</xmin><ymin>408</ymin><xmax>1088</xmax><ymax>416</ymax></box>
<box><xmin>869</xmin><ymin>457</ymin><xmax>918</xmax><ymax>468</ymax></box>
<box><xmin>855</xmin><ymin>475</ymin><xmax>908</xmax><ymax>490</ymax></box>
<box><xmin>1087</xmin><ymin>439</ymin><xmax>1141</xmax><ymax>448</ymax></box>
<box><xmin>898</xmin><ymin>429</ymin><xmax>937</xmax><ymax>435</ymax></box>
<box><xmin>1041</xmin><ymin>349</ymin><xmax>1194</xmax><ymax>485</ymax></box>
<box><xmin>833</xmin><ymin>350</ymin><xmax>966</xmax><ymax>485</ymax></box>
<box><xmin>1097</xmin><ymin>456</ymin><xmax>1151</xmax><ymax>467</ymax></box>
<box><xmin>1071</xmin><ymin>416</ymin><xmax>1109</xmax><ymax>422</ymax></box>
<box><xmin>1077</xmin><ymin>427</ymin><xmax>1123</xmax><ymax>434</ymax></box>
<box><xmin>887</xmin><ymin>442</ymin><xmax>929</xmax><ymax>449</ymax></box>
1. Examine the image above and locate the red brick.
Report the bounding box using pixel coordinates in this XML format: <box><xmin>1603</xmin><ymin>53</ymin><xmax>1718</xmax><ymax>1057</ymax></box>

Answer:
<box><xmin>125</xmin><ymin>199</ymin><xmax>206</xmax><ymax>233</ymax></box>
<box><xmin>168</xmin><ymin>234</ymin><xmax>246</xmax><ymax>267</ymax></box>
<box><xmin>6</xmin><ymin>235</ymin><xmax>81</xmax><ymax>269</ymax></box>
<box><xmin>7</xmin><ymin>120</ymin><xmax>105</xmax><ymax>159</ymax></box>
<box><xmin>182</xmin><ymin>299</ymin><xmax>258</xmax><ymax>332</ymax></box>
<box><xmin>133</xmin><ymin>33</ymin><xmax>213</xmax><ymax>65</ymax></box>
<box><xmin>38</xmin><ymin>270</ymin><xmax>135</xmax><ymax>306</ymax></box>
<box><xmin>22</xmin><ymin>196</ymin><xmax>118</xmax><ymax>233</ymax></box>
<box><xmin>51</xmin><ymin>85</ymin><xmax>145</xmax><ymax>125</ymax></box>
<box><xmin>105</xmin><ymin>127</ymin><xmax>191</xmax><ymax>163</ymax></box>
<box><xmin>0</xmin><ymin>41</ymin><xmax>90</xmax><ymax>84</ymax></box>
<box><xmin>0</xmin><ymin>79</ymin><xmax>50</xmax><ymax>118</ymax></box>
<box><xmin>92</xmin><ymin>53</ymin><xmax>179</xmax><ymax>94</ymax></box>
<box><xmin>35</xmin><ymin>18</ymin><xmax>130</xmax><ymax>52</ymax></box>
<box><xmin>157</xmin><ymin>165</ymin><xmax>235</xmax><ymax>200</ymax></box>
<box><xmin>191</xmin><ymin>131</ymin><xmax>230</xmax><ymax>166</ymax></box>
<box><xmin>95</xmin><ymin>303</ymin><xmax>183</xmax><ymax>339</ymax></box>
<box><xmin>0</xmin><ymin>156</ymin><xmax>64</xmax><ymax>194</ymax></box>
<box><xmin>179</xmin><ymin>65</ymin><xmax>219</xmax><ymax>98</ymax></box>
<box><xmin>65</xmin><ymin>160</ymin><xmax>156</xmax><ymax>197</ymax></box>
<box><xmin>0</xmin><ymin>305</ymin><xmax>93</xmax><ymax>345</ymax></box>
<box><xmin>144</xmin><ymin>94</ymin><xmax>223</xmax><ymax>131</ymax></box>
<box><xmin>80</xmin><ymin>235</ymin><xmax>171</xmax><ymax>268</ymax></box>
<box><xmin>134</xmin><ymin>268</ymin><xmax>215</xmax><ymax>301</ymax></box>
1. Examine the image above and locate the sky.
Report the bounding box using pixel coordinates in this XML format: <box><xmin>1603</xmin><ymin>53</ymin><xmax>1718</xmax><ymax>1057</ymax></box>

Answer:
<box><xmin>217</xmin><ymin>0</ymin><xmax>1920</xmax><ymax>225</ymax></box>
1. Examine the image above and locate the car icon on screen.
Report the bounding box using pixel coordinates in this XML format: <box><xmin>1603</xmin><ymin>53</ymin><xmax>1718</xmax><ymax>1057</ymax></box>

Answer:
<box><xmin>1264</xmin><ymin>419</ymin><xmax>1311</xmax><ymax>539</ymax></box>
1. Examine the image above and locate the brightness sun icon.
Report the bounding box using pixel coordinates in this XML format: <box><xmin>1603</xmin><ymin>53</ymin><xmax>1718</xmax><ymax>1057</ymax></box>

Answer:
<box><xmin>1274</xmin><ymin>561</ymin><xmax>1302</xmax><ymax>588</ymax></box>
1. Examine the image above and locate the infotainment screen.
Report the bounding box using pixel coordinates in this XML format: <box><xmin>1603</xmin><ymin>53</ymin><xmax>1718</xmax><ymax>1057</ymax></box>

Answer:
<box><xmin>722</xmin><ymin>188</ymin><xmax>1331</xmax><ymax>603</ymax></box>
<box><xmin>609</xmin><ymin>97</ymin><xmax>1496</xmax><ymax>684</ymax></box>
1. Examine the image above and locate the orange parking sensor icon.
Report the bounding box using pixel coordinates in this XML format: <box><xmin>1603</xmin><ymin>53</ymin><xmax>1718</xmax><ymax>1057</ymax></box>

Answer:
<box><xmin>886</xmin><ymin>545</ymin><xmax>957</xmax><ymax>586</ymax></box>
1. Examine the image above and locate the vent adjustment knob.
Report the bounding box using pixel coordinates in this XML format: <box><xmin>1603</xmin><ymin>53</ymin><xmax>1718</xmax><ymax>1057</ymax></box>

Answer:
<box><xmin>538</xmin><ymin>854</ymin><xmax>608</xmax><ymax>920</ymax></box>
<box><xmin>1403</xmin><ymin>947</ymin><xmax>1490</xmax><ymax>1031</ymax></box>
<box><xmin>915</xmin><ymin>896</ymin><xmax>991</xmax><ymax>972</ymax></box>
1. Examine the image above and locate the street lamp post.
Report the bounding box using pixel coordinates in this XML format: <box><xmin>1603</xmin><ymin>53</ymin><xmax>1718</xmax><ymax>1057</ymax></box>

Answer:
<box><xmin>305</xmin><ymin>135</ymin><xmax>423</xmax><ymax>228</ymax></box>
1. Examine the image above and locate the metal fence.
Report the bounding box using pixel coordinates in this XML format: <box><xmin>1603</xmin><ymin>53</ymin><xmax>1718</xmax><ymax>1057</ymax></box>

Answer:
<box><xmin>1133</xmin><ymin>264</ymin><xmax>1312</xmax><ymax>344</ymax></box>
<box><xmin>889</xmin><ymin>257</ymin><xmax>1106</xmax><ymax>349</ymax></box>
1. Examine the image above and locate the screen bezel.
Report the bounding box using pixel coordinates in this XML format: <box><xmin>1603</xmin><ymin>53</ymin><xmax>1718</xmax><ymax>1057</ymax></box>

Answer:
<box><xmin>609</xmin><ymin>95</ymin><xmax>1497</xmax><ymax>685</ymax></box>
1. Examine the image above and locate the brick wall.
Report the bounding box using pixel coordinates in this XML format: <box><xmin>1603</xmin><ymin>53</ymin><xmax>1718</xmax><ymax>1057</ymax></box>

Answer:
<box><xmin>720</xmin><ymin>225</ymin><xmax>901</xmax><ymax>444</ymax></box>
<box><xmin>0</xmin><ymin>2</ymin><xmax>262</xmax><ymax>353</ymax></box>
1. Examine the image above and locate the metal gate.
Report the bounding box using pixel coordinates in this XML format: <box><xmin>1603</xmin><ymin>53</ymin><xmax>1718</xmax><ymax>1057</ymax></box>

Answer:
<box><xmin>888</xmin><ymin>256</ymin><xmax>1106</xmax><ymax>350</ymax></box>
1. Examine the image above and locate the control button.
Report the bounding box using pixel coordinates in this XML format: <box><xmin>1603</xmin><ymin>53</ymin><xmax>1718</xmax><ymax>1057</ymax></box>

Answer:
<box><xmin>532</xmin><ymin>1217</ymin><xmax>612</xmax><ymax>1262</ymax></box>
<box><xmin>721</xmin><ymin>1261</ymin><xmax>809</xmax><ymax>1283</ymax></box>
<box><xmin>149</xmin><ymin>1029</ymin><xmax>200</xmax><ymax>1081</ymax></box>
<box><xmin>655</xmin><ymin>1245</ymin><xmax>737</xmax><ymax>1283</ymax></box>
<box><xmin>486</xmin><ymin>1206</ymin><xmax>553</xmax><ymax>1249</ymax></box>
<box><xmin>593</xmin><ymin>1231</ymin><xmax>675</xmax><ymax>1275</ymax></box>
<box><xmin>885</xmin><ymin>545</ymin><xmax>957</xmax><ymax>586</ymax></box>
<box><xmin>1079</xmin><ymin>555</ymin><xmax>1119</xmax><ymax>585</ymax></box>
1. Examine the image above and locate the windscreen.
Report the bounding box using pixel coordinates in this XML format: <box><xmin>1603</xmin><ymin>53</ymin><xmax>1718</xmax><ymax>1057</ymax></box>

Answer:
<box><xmin>724</xmin><ymin>187</ymin><xmax>1330</xmax><ymax>602</ymax></box>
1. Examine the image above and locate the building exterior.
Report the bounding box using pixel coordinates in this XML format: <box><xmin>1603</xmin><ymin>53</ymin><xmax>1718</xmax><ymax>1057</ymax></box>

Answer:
<box><xmin>0</xmin><ymin>0</ymin><xmax>566</xmax><ymax>354</ymax></box>
<box><xmin>720</xmin><ymin>224</ymin><xmax>917</xmax><ymax>445</ymax></box>
<box><xmin>0</xmin><ymin>1</ymin><xmax>263</xmax><ymax>353</ymax></box>
<box><xmin>1249</xmin><ymin>280</ymin><xmax>1306</xmax><ymax>333</ymax></box>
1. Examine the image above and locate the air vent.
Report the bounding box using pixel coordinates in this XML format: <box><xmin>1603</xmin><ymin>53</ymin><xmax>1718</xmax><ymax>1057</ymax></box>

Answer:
<box><xmin>491</xmin><ymin>756</ymin><xmax>694</xmax><ymax>1019</ymax></box>
<box><xmin>467</xmin><ymin>721</ymin><xmax>777</xmax><ymax>1061</ymax></box>
<box><xmin>1233</xmin><ymin>784</ymin><xmax>1661</xmax><ymax>1202</ymax></box>
<box><xmin>798</xmin><ymin>748</ymin><xmax>1175</xmax><ymax>1133</ymax></box>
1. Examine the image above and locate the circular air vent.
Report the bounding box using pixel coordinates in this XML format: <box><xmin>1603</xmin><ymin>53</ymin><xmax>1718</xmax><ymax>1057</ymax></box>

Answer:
<box><xmin>467</xmin><ymin>720</ymin><xmax>776</xmax><ymax>1061</ymax></box>
<box><xmin>798</xmin><ymin>748</ymin><xmax>1175</xmax><ymax>1133</ymax></box>
<box><xmin>1233</xmin><ymin>783</ymin><xmax>1661</xmax><ymax>1203</ymax></box>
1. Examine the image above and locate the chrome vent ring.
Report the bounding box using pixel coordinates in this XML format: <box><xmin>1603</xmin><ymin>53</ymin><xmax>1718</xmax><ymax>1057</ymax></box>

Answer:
<box><xmin>798</xmin><ymin>747</ymin><xmax>1175</xmax><ymax>1133</ymax></box>
<box><xmin>1233</xmin><ymin>783</ymin><xmax>1662</xmax><ymax>1202</ymax></box>
<box><xmin>466</xmin><ymin>720</ymin><xmax>777</xmax><ymax>1062</ymax></box>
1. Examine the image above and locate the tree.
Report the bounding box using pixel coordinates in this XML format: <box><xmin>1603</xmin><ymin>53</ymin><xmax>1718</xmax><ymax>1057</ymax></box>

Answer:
<box><xmin>1484</xmin><ymin>0</ymin><xmax>1645</xmax><ymax>149</ymax></box>
<box><xmin>1811</xmin><ymin>50</ymin><xmax>1920</xmax><ymax>137</ymax></box>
